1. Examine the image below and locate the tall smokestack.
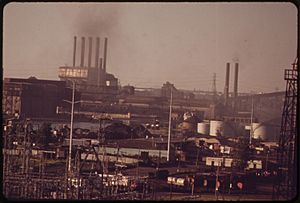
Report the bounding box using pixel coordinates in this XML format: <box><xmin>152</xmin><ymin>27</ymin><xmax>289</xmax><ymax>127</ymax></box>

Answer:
<box><xmin>233</xmin><ymin>62</ymin><xmax>239</xmax><ymax>109</ymax></box>
<box><xmin>99</xmin><ymin>58</ymin><xmax>103</xmax><ymax>70</ymax></box>
<box><xmin>95</xmin><ymin>37</ymin><xmax>100</xmax><ymax>68</ymax></box>
<box><xmin>73</xmin><ymin>36</ymin><xmax>77</xmax><ymax>67</ymax></box>
<box><xmin>224</xmin><ymin>62</ymin><xmax>230</xmax><ymax>106</ymax></box>
<box><xmin>88</xmin><ymin>37</ymin><xmax>93</xmax><ymax>68</ymax></box>
<box><xmin>233</xmin><ymin>62</ymin><xmax>239</xmax><ymax>99</ymax></box>
<box><xmin>80</xmin><ymin>37</ymin><xmax>85</xmax><ymax>67</ymax></box>
<box><xmin>103</xmin><ymin>37</ymin><xmax>108</xmax><ymax>73</ymax></box>
<box><xmin>98</xmin><ymin>58</ymin><xmax>103</xmax><ymax>87</ymax></box>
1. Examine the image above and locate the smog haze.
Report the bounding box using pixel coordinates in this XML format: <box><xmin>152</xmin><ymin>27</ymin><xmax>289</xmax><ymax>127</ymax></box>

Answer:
<box><xmin>3</xmin><ymin>2</ymin><xmax>297</xmax><ymax>93</ymax></box>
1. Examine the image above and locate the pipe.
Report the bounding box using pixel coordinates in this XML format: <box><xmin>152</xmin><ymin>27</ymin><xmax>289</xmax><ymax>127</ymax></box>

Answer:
<box><xmin>103</xmin><ymin>37</ymin><xmax>108</xmax><ymax>72</ymax></box>
<box><xmin>95</xmin><ymin>37</ymin><xmax>100</xmax><ymax>68</ymax></box>
<box><xmin>80</xmin><ymin>37</ymin><xmax>85</xmax><ymax>67</ymax></box>
<box><xmin>88</xmin><ymin>37</ymin><xmax>93</xmax><ymax>68</ymax></box>
<box><xmin>72</xmin><ymin>36</ymin><xmax>77</xmax><ymax>67</ymax></box>
<box><xmin>224</xmin><ymin>62</ymin><xmax>230</xmax><ymax>106</ymax></box>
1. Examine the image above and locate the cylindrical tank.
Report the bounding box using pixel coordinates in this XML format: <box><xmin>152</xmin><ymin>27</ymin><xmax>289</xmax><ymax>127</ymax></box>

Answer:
<box><xmin>197</xmin><ymin>122</ymin><xmax>210</xmax><ymax>135</ymax></box>
<box><xmin>209</xmin><ymin>120</ymin><xmax>224</xmax><ymax>136</ymax></box>
<box><xmin>252</xmin><ymin>123</ymin><xmax>267</xmax><ymax>140</ymax></box>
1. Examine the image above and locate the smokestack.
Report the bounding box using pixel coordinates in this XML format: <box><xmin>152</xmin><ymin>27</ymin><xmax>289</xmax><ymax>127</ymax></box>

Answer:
<box><xmin>98</xmin><ymin>58</ymin><xmax>103</xmax><ymax>87</ymax></box>
<box><xmin>73</xmin><ymin>36</ymin><xmax>77</xmax><ymax>67</ymax></box>
<box><xmin>88</xmin><ymin>37</ymin><xmax>93</xmax><ymax>68</ymax></box>
<box><xmin>103</xmin><ymin>37</ymin><xmax>108</xmax><ymax>73</ymax></box>
<box><xmin>95</xmin><ymin>37</ymin><xmax>100</xmax><ymax>68</ymax></box>
<box><xmin>224</xmin><ymin>62</ymin><xmax>230</xmax><ymax>106</ymax></box>
<box><xmin>233</xmin><ymin>62</ymin><xmax>239</xmax><ymax>109</ymax></box>
<box><xmin>80</xmin><ymin>37</ymin><xmax>85</xmax><ymax>67</ymax></box>
<box><xmin>233</xmin><ymin>62</ymin><xmax>239</xmax><ymax>99</ymax></box>
<box><xmin>99</xmin><ymin>58</ymin><xmax>103</xmax><ymax>70</ymax></box>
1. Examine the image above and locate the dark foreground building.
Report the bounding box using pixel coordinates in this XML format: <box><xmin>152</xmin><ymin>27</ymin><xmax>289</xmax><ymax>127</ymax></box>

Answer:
<box><xmin>2</xmin><ymin>77</ymin><xmax>75</xmax><ymax>119</ymax></box>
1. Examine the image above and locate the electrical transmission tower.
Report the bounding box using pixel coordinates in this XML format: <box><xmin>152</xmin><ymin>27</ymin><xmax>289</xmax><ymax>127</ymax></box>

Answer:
<box><xmin>212</xmin><ymin>73</ymin><xmax>217</xmax><ymax>101</ymax></box>
<box><xmin>273</xmin><ymin>57</ymin><xmax>298</xmax><ymax>200</ymax></box>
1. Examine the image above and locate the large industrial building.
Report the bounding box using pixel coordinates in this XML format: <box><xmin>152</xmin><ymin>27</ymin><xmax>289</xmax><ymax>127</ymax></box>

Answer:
<box><xmin>58</xmin><ymin>36</ymin><xmax>119</xmax><ymax>102</ymax></box>
<box><xmin>2</xmin><ymin>77</ymin><xmax>77</xmax><ymax>119</ymax></box>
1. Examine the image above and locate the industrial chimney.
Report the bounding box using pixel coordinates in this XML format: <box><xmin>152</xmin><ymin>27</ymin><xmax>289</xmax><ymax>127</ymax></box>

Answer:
<box><xmin>80</xmin><ymin>37</ymin><xmax>85</xmax><ymax>67</ymax></box>
<box><xmin>224</xmin><ymin>62</ymin><xmax>230</xmax><ymax>106</ymax></box>
<box><xmin>103</xmin><ymin>37</ymin><xmax>108</xmax><ymax>73</ymax></box>
<box><xmin>99</xmin><ymin>57</ymin><xmax>103</xmax><ymax>70</ymax></box>
<box><xmin>95</xmin><ymin>37</ymin><xmax>100</xmax><ymax>68</ymax></box>
<box><xmin>98</xmin><ymin>58</ymin><xmax>103</xmax><ymax>87</ymax></box>
<box><xmin>233</xmin><ymin>62</ymin><xmax>239</xmax><ymax>108</ymax></box>
<box><xmin>73</xmin><ymin>36</ymin><xmax>77</xmax><ymax>67</ymax></box>
<box><xmin>88</xmin><ymin>37</ymin><xmax>93</xmax><ymax>68</ymax></box>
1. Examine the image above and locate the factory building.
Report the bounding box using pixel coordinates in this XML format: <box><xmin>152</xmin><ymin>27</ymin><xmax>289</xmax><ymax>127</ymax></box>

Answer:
<box><xmin>2</xmin><ymin>77</ymin><xmax>76</xmax><ymax>119</ymax></box>
<box><xmin>58</xmin><ymin>36</ymin><xmax>119</xmax><ymax>102</ymax></box>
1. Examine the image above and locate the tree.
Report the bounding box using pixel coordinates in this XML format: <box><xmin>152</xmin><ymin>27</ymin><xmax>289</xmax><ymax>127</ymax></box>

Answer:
<box><xmin>232</xmin><ymin>137</ymin><xmax>250</xmax><ymax>170</ymax></box>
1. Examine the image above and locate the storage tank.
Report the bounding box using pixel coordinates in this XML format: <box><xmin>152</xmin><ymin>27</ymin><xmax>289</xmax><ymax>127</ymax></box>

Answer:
<box><xmin>209</xmin><ymin>120</ymin><xmax>224</xmax><ymax>136</ymax></box>
<box><xmin>252</xmin><ymin>123</ymin><xmax>267</xmax><ymax>140</ymax></box>
<box><xmin>197</xmin><ymin>122</ymin><xmax>210</xmax><ymax>135</ymax></box>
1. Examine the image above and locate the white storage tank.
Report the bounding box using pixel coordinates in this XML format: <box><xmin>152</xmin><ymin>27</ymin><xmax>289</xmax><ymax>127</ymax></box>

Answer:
<box><xmin>252</xmin><ymin>123</ymin><xmax>267</xmax><ymax>140</ymax></box>
<box><xmin>209</xmin><ymin>120</ymin><xmax>224</xmax><ymax>136</ymax></box>
<box><xmin>197</xmin><ymin>122</ymin><xmax>210</xmax><ymax>135</ymax></box>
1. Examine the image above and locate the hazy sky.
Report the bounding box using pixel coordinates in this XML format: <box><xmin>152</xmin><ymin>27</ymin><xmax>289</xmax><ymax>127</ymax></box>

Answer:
<box><xmin>3</xmin><ymin>2</ymin><xmax>298</xmax><ymax>93</ymax></box>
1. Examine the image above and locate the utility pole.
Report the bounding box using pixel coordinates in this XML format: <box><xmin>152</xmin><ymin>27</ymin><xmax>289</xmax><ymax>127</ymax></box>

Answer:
<box><xmin>249</xmin><ymin>95</ymin><xmax>254</xmax><ymax>145</ymax></box>
<box><xmin>167</xmin><ymin>88</ymin><xmax>173</xmax><ymax>162</ymax></box>
<box><xmin>63</xmin><ymin>81</ymin><xmax>81</xmax><ymax>173</ymax></box>
<box><xmin>195</xmin><ymin>147</ymin><xmax>200</xmax><ymax>168</ymax></box>
<box><xmin>169</xmin><ymin>181</ymin><xmax>173</xmax><ymax>200</ymax></box>
<box><xmin>215</xmin><ymin>159</ymin><xmax>221</xmax><ymax>200</ymax></box>
<box><xmin>212</xmin><ymin>73</ymin><xmax>217</xmax><ymax>102</ymax></box>
<box><xmin>64</xmin><ymin>81</ymin><xmax>81</xmax><ymax>199</ymax></box>
<box><xmin>22</xmin><ymin>119</ymin><xmax>31</xmax><ymax>199</ymax></box>
<box><xmin>191</xmin><ymin>175</ymin><xmax>195</xmax><ymax>196</ymax></box>
<box><xmin>266</xmin><ymin>149</ymin><xmax>269</xmax><ymax>172</ymax></box>
<box><xmin>3</xmin><ymin>123</ymin><xmax>9</xmax><ymax>197</ymax></box>
<box><xmin>68</xmin><ymin>81</ymin><xmax>75</xmax><ymax>172</ymax></box>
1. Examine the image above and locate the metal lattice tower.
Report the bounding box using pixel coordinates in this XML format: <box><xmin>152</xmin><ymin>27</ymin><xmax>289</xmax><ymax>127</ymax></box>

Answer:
<box><xmin>273</xmin><ymin>58</ymin><xmax>298</xmax><ymax>200</ymax></box>
<box><xmin>212</xmin><ymin>73</ymin><xmax>217</xmax><ymax>101</ymax></box>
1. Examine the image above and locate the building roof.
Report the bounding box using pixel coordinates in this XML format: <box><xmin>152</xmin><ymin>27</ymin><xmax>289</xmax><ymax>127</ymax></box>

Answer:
<box><xmin>197</xmin><ymin>137</ymin><xmax>220</xmax><ymax>144</ymax></box>
<box><xmin>106</xmin><ymin>138</ymin><xmax>162</xmax><ymax>150</ymax></box>
<box><xmin>106</xmin><ymin>137</ymin><xmax>188</xmax><ymax>150</ymax></box>
<box><xmin>4</xmin><ymin>77</ymin><xmax>66</xmax><ymax>87</ymax></box>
